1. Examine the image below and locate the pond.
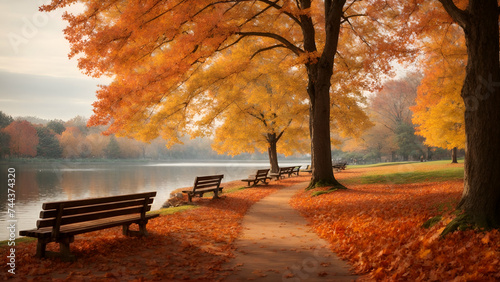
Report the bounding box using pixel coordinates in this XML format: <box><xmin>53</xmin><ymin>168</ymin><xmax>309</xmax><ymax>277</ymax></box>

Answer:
<box><xmin>0</xmin><ymin>160</ymin><xmax>309</xmax><ymax>240</ymax></box>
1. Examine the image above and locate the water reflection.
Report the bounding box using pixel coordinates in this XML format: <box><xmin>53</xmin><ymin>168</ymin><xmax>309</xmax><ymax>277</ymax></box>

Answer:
<box><xmin>0</xmin><ymin>160</ymin><xmax>308</xmax><ymax>240</ymax></box>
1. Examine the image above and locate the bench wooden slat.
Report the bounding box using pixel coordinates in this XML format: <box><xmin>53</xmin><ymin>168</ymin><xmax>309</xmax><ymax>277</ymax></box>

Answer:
<box><xmin>42</xmin><ymin>192</ymin><xmax>157</xmax><ymax>210</ymax></box>
<box><xmin>37</xmin><ymin>205</ymin><xmax>152</xmax><ymax>228</ymax></box>
<box><xmin>21</xmin><ymin>213</ymin><xmax>159</xmax><ymax>239</ymax></box>
<box><xmin>195</xmin><ymin>175</ymin><xmax>224</xmax><ymax>182</ymax></box>
<box><xmin>193</xmin><ymin>182</ymin><xmax>221</xmax><ymax>189</ymax></box>
<box><xmin>40</xmin><ymin>198</ymin><xmax>154</xmax><ymax>218</ymax></box>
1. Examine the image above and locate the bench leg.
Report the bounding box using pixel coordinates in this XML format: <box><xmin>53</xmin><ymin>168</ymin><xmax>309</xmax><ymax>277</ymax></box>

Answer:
<box><xmin>139</xmin><ymin>222</ymin><xmax>148</xmax><ymax>236</ymax></box>
<box><xmin>37</xmin><ymin>237</ymin><xmax>75</xmax><ymax>262</ymax></box>
<box><xmin>123</xmin><ymin>224</ymin><xmax>130</xmax><ymax>236</ymax></box>
<box><xmin>60</xmin><ymin>241</ymin><xmax>71</xmax><ymax>257</ymax></box>
<box><xmin>123</xmin><ymin>222</ymin><xmax>149</xmax><ymax>237</ymax></box>
<box><xmin>36</xmin><ymin>239</ymin><xmax>48</xmax><ymax>258</ymax></box>
<box><xmin>58</xmin><ymin>237</ymin><xmax>76</xmax><ymax>262</ymax></box>
<box><xmin>187</xmin><ymin>193</ymin><xmax>193</xmax><ymax>203</ymax></box>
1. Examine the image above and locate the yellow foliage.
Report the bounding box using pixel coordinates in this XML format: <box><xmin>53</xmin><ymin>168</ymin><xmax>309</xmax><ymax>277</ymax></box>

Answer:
<box><xmin>411</xmin><ymin>20</ymin><xmax>466</xmax><ymax>150</ymax></box>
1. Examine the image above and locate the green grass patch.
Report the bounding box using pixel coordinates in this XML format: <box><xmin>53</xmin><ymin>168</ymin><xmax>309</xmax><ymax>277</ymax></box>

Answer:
<box><xmin>311</xmin><ymin>187</ymin><xmax>345</xmax><ymax>197</ymax></box>
<box><xmin>360</xmin><ymin>169</ymin><xmax>463</xmax><ymax>185</ymax></box>
<box><xmin>348</xmin><ymin>161</ymin><xmax>415</xmax><ymax>169</ymax></box>
<box><xmin>342</xmin><ymin>166</ymin><xmax>464</xmax><ymax>186</ymax></box>
<box><xmin>0</xmin><ymin>236</ymin><xmax>36</xmax><ymax>247</ymax></box>
<box><xmin>347</xmin><ymin>159</ymin><xmax>464</xmax><ymax>170</ymax></box>
<box><xmin>150</xmin><ymin>205</ymin><xmax>199</xmax><ymax>216</ymax></box>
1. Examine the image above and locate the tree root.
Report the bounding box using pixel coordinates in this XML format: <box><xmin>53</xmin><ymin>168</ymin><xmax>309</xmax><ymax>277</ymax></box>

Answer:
<box><xmin>306</xmin><ymin>179</ymin><xmax>347</xmax><ymax>197</ymax></box>
<box><xmin>440</xmin><ymin>212</ymin><xmax>477</xmax><ymax>238</ymax></box>
<box><xmin>306</xmin><ymin>179</ymin><xmax>347</xmax><ymax>191</ymax></box>
<box><xmin>311</xmin><ymin>187</ymin><xmax>346</xmax><ymax>197</ymax></box>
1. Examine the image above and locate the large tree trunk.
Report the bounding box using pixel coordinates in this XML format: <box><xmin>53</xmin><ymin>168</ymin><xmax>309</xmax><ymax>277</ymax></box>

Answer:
<box><xmin>440</xmin><ymin>0</ymin><xmax>500</xmax><ymax>231</ymax></box>
<box><xmin>309</xmin><ymin>73</ymin><xmax>335</xmax><ymax>186</ymax></box>
<box><xmin>302</xmin><ymin>0</ymin><xmax>347</xmax><ymax>189</ymax></box>
<box><xmin>267</xmin><ymin>133</ymin><xmax>279</xmax><ymax>174</ymax></box>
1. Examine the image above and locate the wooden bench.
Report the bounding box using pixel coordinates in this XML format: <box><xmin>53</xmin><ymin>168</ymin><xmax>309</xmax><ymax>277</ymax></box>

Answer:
<box><xmin>241</xmin><ymin>169</ymin><xmax>271</xmax><ymax>186</ymax></box>
<box><xmin>19</xmin><ymin>192</ymin><xmax>159</xmax><ymax>261</ymax></box>
<box><xmin>333</xmin><ymin>162</ymin><xmax>347</xmax><ymax>171</ymax></box>
<box><xmin>182</xmin><ymin>174</ymin><xmax>224</xmax><ymax>202</ymax></box>
<box><xmin>302</xmin><ymin>165</ymin><xmax>312</xmax><ymax>173</ymax></box>
<box><xmin>291</xmin><ymin>165</ymin><xmax>301</xmax><ymax>176</ymax></box>
<box><xmin>269</xmin><ymin>166</ymin><xmax>294</xmax><ymax>180</ymax></box>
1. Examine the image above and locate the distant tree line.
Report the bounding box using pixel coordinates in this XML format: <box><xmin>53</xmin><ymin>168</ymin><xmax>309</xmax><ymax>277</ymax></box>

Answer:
<box><xmin>0</xmin><ymin>112</ymin><xmax>274</xmax><ymax>160</ymax></box>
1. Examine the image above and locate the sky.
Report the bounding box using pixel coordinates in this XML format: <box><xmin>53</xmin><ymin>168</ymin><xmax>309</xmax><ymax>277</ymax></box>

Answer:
<box><xmin>0</xmin><ymin>1</ymin><xmax>107</xmax><ymax>121</ymax></box>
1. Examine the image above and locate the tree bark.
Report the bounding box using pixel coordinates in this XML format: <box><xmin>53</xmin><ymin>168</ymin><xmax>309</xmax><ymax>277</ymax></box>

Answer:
<box><xmin>302</xmin><ymin>0</ymin><xmax>346</xmax><ymax>189</ymax></box>
<box><xmin>439</xmin><ymin>0</ymin><xmax>500</xmax><ymax>230</ymax></box>
<box><xmin>267</xmin><ymin>133</ymin><xmax>279</xmax><ymax>174</ymax></box>
<box><xmin>451</xmin><ymin>147</ymin><xmax>458</xmax><ymax>163</ymax></box>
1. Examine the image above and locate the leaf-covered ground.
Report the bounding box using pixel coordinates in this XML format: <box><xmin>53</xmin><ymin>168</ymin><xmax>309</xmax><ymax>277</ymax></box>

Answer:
<box><xmin>1</xmin><ymin>177</ymin><xmax>308</xmax><ymax>281</ymax></box>
<box><xmin>291</xmin><ymin>161</ymin><xmax>500</xmax><ymax>281</ymax></box>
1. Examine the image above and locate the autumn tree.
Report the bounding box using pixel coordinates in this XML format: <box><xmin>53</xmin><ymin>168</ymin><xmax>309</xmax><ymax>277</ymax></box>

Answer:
<box><xmin>36</xmin><ymin>127</ymin><xmax>63</xmax><ymax>158</ymax></box>
<box><xmin>0</xmin><ymin>111</ymin><xmax>13</xmax><ymax>128</ymax></box>
<box><xmin>42</xmin><ymin>0</ymin><xmax>404</xmax><ymax>188</ymax></box>
<box><xmin>435</xmin><ymin>0</ymin><xmax>500</xmax><ymax>231</ymax></box>
<box><xmin>342</xmin><ymin>122</ymin><xmax>397</xmax><ymax>163</ymax></box>
<box><xmin>368</xmin><ymin>73</ymin><xmax>424</xmax><ymax>161</ymax></box>
<box><xmin>0</xmin><ymin>111</ymin><xmax>13</xmax><ymax>158</ymax></box>
<box><xmin>2</xmin><ymin>120</ymin><xmax>39</xmax><ymax>157</ymax></box>
<box><xmin>411</xmin><ymin>15</ymin><xmax>466</xmax><ymax>164</ymax></box>
<box><xmin>59</xmin><ymin>126</ymin><xmax>90</xmax><ymax>158</ymax></box>
<box><xmin>190</xmin><ymin>53</ymin><xmax>310</xmax><ymax>173</ymax></box>
<box><xmin>104</xmin><ymin>136</ymin><xmax>121</xmax><ymax>159</ymax></box>
<box><xmin>65</xmin><ymin>116</ymin><xmax>89</xmax><ymax>135</ymax></box>
<box><xmin>394</xmin><ymin>123</ymin><xmax>424</xmax><ymax>161</ymax></box>
<box><xmin>47</xmin><ymin>120</ymin><xmax>66</xmax><ymax>135</ymax></box>
<box><xmin>406</xmin><ymin>0</ymin><xmax>500</xmax><ymax>230</ymax></box>
<box><xmin>370</xmin><ymin>73</ymin><xmax>422</xmax><ymax>132</ymax></box>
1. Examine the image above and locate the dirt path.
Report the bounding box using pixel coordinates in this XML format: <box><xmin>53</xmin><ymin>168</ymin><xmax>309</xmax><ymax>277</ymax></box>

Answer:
<box><xmin>224</xmin><ymin>182</ymin><xmax>358</xmax><ymax>281</ymax></box>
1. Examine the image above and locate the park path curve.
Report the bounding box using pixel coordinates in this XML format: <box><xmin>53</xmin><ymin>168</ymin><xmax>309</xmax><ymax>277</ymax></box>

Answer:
<box><xmin>224</xmin><ymin>182</ymin><xmax>358</xmax><ymax>281</ymax></box>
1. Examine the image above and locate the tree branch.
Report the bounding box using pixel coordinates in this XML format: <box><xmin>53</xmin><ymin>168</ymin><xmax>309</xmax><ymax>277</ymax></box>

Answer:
<box><xmin>341</xmin><ymin>13</ymin><xmax>367</xmax><ymax>23</ymax></box>
<box><xmin>438</xmin><ymin>0</ymin><xmax>469</xmax><ymax>28</ymax></box>
<box><xmin>250</xmin><ymin>44</ymin><xmax>287</xmax><ymax>59</ymax></box>
<box><xmin>235</xmin><ymin>31</ymin><xmax>304</xmax><ymax>55</ymax></box>
<box><xmin>256</xmin><ymin>0</ymin><xmax>301</xmax><ymax>25</ymax></box>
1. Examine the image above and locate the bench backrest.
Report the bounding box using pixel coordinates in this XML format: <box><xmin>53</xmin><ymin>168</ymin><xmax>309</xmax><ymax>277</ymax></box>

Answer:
<box><xmin>193</xmin><ymin>175</ymin><xmax>224</xmax><ymax>191</ymax></box>
<box><xmin>36</xmin><ymin>192</ymin><xmax>157</xmax><ymax>232</ymax></box>
<box><xmin>255</xmin><ymin>169</ymin><xmax>270</xmax><ymax>179</ymax></box>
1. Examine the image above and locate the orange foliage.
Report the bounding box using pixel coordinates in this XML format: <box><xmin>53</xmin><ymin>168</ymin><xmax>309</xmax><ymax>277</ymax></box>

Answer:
<box><xmin>291</xmin><ymin>167</ymin><xmax>500</xmax><ymax>281</ymax></box>
<box><xmin>1</xmin><ymin>177</ymin><xmax>307</xmax><ymax>281</ymax></box>
<box><xmin>1</xmin><ymin>120</ymin><xmax>39</xmax><ymax>157</ymax></box>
